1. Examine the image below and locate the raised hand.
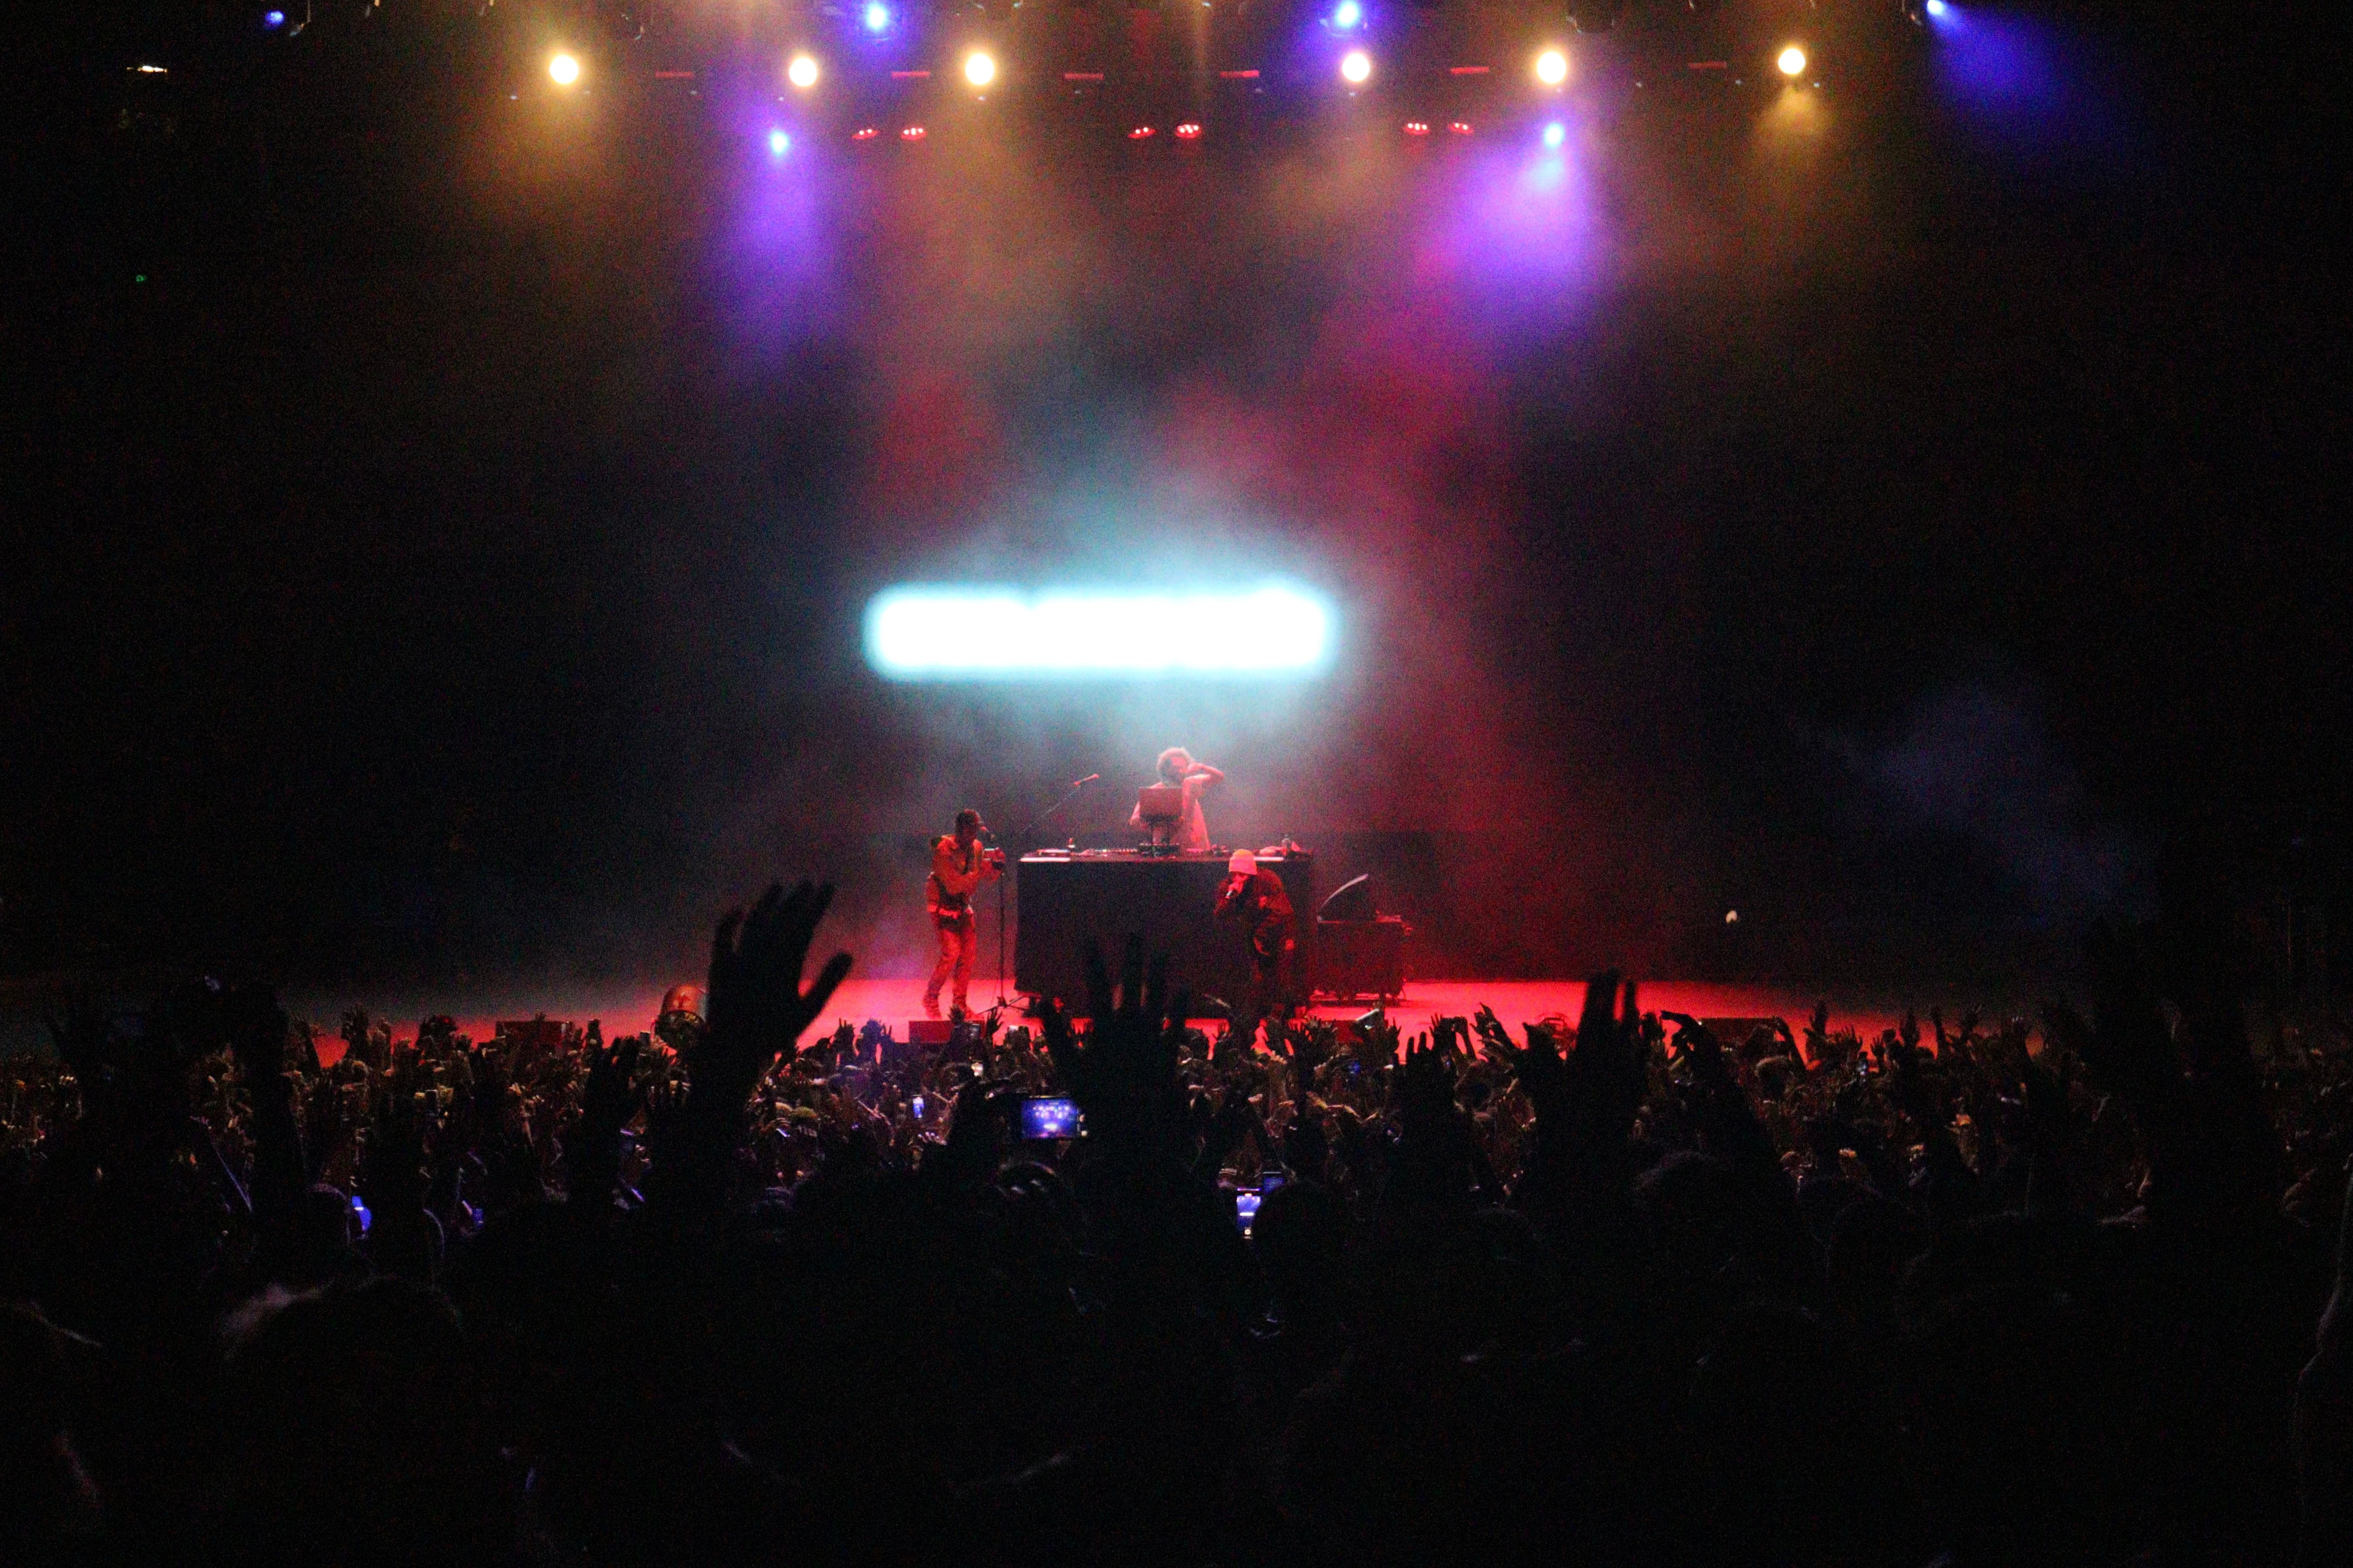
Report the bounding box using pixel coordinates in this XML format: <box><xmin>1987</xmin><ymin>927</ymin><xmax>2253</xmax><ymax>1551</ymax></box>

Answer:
<box><xmin>1034</xmin><ymin>935</ymin><xmax>1191</xmax><ymax>1154</ymax></box>
<box><xmin>568</xmin><ymin>1035</ymin><xmax>644</xmax><ymax>1213</ymax></box>
<box><xmin>701</xmin><ymin>881</ymin><xmax>854</xmax><ymax>1116</ymax></box>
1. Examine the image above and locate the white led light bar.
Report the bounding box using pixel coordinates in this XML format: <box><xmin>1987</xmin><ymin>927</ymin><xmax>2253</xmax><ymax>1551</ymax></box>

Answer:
<box><xmin>864</xmin><ymin>583</ymin><xmax>1337</xmax><ymax>680</ymax></box>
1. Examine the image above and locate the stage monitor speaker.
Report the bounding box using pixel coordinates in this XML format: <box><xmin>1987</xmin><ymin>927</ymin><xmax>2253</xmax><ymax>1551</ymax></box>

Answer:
<box><xmin>1317</xmin><ymin>873</ymin><xmax>1377</xmax><ymax>923</ymax></box>
<box><xmin>906</xmin><ymin>1019</ymin><xmax>955</xmax><ymax>1047</ymax></box>
<box><xmin>1314</xmin><ymin>916</ymin><xmax>1408</xmax><ymax>1003</ymax></box>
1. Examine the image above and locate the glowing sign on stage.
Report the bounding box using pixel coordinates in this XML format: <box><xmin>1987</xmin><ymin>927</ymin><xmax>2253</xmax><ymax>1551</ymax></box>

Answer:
<box><xmin>864</xmin><ymin>584</ymin><xmax>1337</xmax><ymax>680</ymax></box>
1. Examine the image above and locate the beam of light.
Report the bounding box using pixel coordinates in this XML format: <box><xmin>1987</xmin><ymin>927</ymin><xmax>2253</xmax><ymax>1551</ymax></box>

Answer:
<box><xmin>964</xmin><ymin>50</ymin><xmax>996</xmax><ymax>87</ymax></box>
<box><xmin>1776</xmin><ymin>45</ymin><xmax>1807</xmax><ymax>77</ymax></box>
<box><xmin>768</xmin><ymin>127</ymin><xmax>791</xmax><ymax>157</ymax></box>
<box><xmin>1541</xmin><ymin>121</ymin><xmax>1566</xmax><ymax>149</ymax></box>
<box><xmin>863</xmin><ymin>0</ymin><xmax>891</xmax><ymax>30</ymax></box>
<box><xmin>787</xmin><ymin>53</ymin><xmax>819</xmax><ymax>88</ymax></box>
<box><xmin>1929</xmin><ymin>5</ymin><xmax>2080</xmax><ymax>131</ymax></box>
<box><xmin>864</xmin><ymin>586</ymin><xmax>1338</xmax><ymax>680</ymax></box>
<box><xmin>549</xmin><ymin>52</ymin><xmax>581</xmax><ymax>85</ymax></box>
<box><xmin>1535</xmin><ymin>49</ymin><xmax>1568</xmax><ymax>85</ymax></box>
<box><xmin>1339</xmin><ymin>49</ymin><xmax>1372</xmax><ymax>84</ymax></box>
<box><xmin>1332</xmin><ymin>0</ymin><xmax>1363</xmax><ymax>28</ymax></box>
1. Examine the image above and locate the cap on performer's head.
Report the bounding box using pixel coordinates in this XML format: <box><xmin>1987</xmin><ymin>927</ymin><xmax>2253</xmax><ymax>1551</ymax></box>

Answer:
<box><xmin>1228</xmin><ymin>850</ymin><xmax>1257</xmax><ymax>877</ymax></box>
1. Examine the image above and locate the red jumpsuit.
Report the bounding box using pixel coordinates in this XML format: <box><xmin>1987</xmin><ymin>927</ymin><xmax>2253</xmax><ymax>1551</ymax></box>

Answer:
<box><xmin>924</xmin><ymin>835</ymin><xmax>999</xmax><ymax>1017</ymax></box>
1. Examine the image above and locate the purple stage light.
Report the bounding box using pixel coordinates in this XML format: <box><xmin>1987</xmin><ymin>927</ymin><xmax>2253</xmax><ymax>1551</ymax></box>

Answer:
<box><xmin>1542</xmin><ymin>122</ymin><xmax>1566</xmax><ymax>149</ymax></box>
<box><xmin>1333</xmin><ymin>0</ymin><xmax>1363</xmax><ymax>28</ymax></box>
<box><xmin>863</xmin><ymin>1</ymin><xmax>891</xmax><ymax>32</ymax></box>
<box><xmin>263</xmin><ymin>8</ymin><xmax>286</xmax><ymax>25</ymax></box>
<box><xmin>768</xmin><ymin>128</ymin><xmax>791</xmax><ymax>157</ymax></box>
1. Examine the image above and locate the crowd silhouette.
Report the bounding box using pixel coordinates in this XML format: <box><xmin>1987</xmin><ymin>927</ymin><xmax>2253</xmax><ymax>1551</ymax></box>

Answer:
<box><xmin>4</xmin><ymin>878</ymin><xmax>2352</xmax><ymax>1567</ymax></box>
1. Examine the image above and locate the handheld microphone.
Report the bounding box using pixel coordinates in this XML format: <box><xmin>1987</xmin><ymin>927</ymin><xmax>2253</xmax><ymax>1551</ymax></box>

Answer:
<box><xmin>1072</xmin><ymin>774</ymin><xmax>1100</xmax><ymax>788</ymax></box>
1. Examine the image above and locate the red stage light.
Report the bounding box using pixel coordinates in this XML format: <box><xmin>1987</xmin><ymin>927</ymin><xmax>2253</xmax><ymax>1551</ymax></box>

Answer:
<box><xmin>1218</xmin><ymin>69</ymin><xmax>1259</xmax><ymax>79</ymax></box>
<box><xmin>901</xmin><ymin>124</ymin><xmax>926</xmax><ymax>140</ymax></box>
<box><xmin>890</xmin><ymin>69</ymin><xmax>930</xmax><ymax>79</ymax></box>
<box><xmin>1128</xmin><ymin>125</ymin><xmax>1155</xmax><ymax>139</ymax></box>
<box><xmin>1174</xmin><ymin>122</ymin><xmax>1202</xmax><ymax>139</ymax></box>
<box><xmin>1448</xmin><ymin>65</ymin><xmax>1489</xmax><ymax>75</ymax></box>
<box><xmin>1403</xmin><ymin>121</ymin><xmax>1429</xmax><ymax>136</ymax></box>
<box><xmin>853</xmin><ymin>126</ymin><xmax>880</xmax><ymax>140</ymax></box>
<box><xmin>1447</xmin><ymin>120</ymin><xmax>1473</xmax><ymax>135</ymax></box>
<box><xmin>1063</xmin><ymin>71</ymin><xmax>1104</xmax><ymax>81</ymax></box>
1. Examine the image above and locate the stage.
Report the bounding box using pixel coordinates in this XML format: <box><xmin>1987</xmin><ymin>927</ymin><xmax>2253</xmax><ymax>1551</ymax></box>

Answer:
<box><xmin>291</xmin><ymin>975</ymin><xmax>2049</xmax><ymax>1065</ymax></box>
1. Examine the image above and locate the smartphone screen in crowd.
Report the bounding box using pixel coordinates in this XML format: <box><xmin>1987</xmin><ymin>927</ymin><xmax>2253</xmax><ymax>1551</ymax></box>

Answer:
<box><xmin>1018</xmin><ymin>1096</ymin><xmax>1082</xmax><ymax>1140</ymax></box>
<box><xmin>1234</xmin><ymin>1188</ymin><xmax>1263</xmax><ymax>1237</ymax></box>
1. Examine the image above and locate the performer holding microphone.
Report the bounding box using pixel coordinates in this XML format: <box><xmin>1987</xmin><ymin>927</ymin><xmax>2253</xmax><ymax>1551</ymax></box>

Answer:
<box><xmin>924</xmin><ymin>808</ymin><xmax>1004</xmax><ymax>1021</ymax></box>
<box><xmin>1215</xmin><ymin>849</ymin><xmax>1296</xmax><ymax>1047</ymax></box>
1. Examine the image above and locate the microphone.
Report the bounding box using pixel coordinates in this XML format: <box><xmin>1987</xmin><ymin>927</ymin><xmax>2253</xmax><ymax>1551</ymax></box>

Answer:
<box><xmin>1071</xmin><ymin>774</ymin><xmax>1100</xmax><ymax>788</ymax></box>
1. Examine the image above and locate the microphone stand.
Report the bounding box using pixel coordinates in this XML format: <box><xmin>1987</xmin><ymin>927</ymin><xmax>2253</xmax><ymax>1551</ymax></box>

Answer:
<box><xmin>995</xmin><ymin>776</ymin><xmax>1098</xmax><ymax>1009</ymax></box>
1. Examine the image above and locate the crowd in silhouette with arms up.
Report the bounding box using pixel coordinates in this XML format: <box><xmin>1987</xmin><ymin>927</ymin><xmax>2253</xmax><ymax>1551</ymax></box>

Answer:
<box><xmin>6</xmin><ymin>879</ymin><xmax>2353</xmax><ymax>1568</ymax></box>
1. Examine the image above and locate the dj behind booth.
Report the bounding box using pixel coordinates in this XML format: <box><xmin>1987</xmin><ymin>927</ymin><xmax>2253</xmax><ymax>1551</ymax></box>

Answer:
<box><xmin>1014</xmin><ymin>781</ymin><xmax>1315</xmax><ymax>1014</ymax></box>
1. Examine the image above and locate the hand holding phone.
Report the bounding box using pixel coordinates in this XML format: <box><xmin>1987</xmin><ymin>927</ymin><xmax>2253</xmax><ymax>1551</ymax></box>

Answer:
<box><xmin>1018</xmin><ymin>1095</ymin><xmax>1082</xmax><ymax>1140</ymax></box>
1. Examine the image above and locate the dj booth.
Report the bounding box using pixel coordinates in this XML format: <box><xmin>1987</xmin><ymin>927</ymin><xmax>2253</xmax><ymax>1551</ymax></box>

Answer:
<box><xmin>1014</xmin><ymin>849</ymin><xmax>1315</xmax><ymax>1011</ymax></box>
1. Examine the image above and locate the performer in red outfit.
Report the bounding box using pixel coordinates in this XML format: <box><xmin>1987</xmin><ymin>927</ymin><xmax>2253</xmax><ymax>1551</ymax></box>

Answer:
<box><xmin>1215</xmin><ymin>849</ymin><xmax>1295</xmax><ymax>1047</ymax></box>
<box><xmin>924</xmin><ymin>808</ymin><xmax>1003</xmax><ymax>1020</ymax></box>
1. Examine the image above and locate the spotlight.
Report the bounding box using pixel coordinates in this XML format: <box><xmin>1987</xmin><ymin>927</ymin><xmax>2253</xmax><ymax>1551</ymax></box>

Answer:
<box><xmin>964</xmin><ymin>50</ymin><xmax>996</xmax><ymax>87</ymax></box>
<box><xmin>787</xmin><ymin>53</ymin><xmax>819</xmax><ymax>88</ymax></box>
<box><xmin>1332</xmin><ymin>0</ymin><xmax>1363</xmax><ymax>26</ymax></box>
<box><xmin>1403</xmin><ymin>120</ymin><xmax>1429</xmax><ymax>135</ymax></box>
<box><xmin>1777</xmin><ymin>44</ymin><xmax>1807</xmax><ymax>76</ymax></box>
<box><xmin>1173</xmin><ymin>122</ymin><xmax>1202</xmax><ymax>138</ymax></box>
<box><xmin>1924</xmin><ymin>0</ymin><xmax>1947</xmax><ymax>13</ymax></box>
<box><xmin>263</xmin><ymin>8</ymin><xmax>286</xmax><ymax>25</ymax></box>
<box><xmin>853</xmin><ymin>126</ymin><xmax>880</xmax><ymax>140</ymax></box>
<box><xmin>1339</xmin><ymin>49</ymin><xmax>1372</xmax><ymax>84</ymax></box>
<box><xmin>768</xmin><ymin>128</ymin><xmax>791</xmax><ymax>156</ymax></box>
<box><xmin>1129</xmin><ymin>124</ymin><xmax>1156</xmax><ymax>138</ymax></box>
<box><xmin>862</xmin><ymin>0</ymin><xmax>891</xmax><ymax>30</ymax></box>
<box><xmin>1535</xmin><ymin>48</ymin><xmax>1568</xmax><ymax>84</ymax></box>
<box><xmin>901</xmin><ymin>124</ymin><xmax>926</xmax><ymax>139</ymax></box>
<box><xmin>548</xmin><ymin>52</ymin><xmax>581</xmax><ymax>86</ymax></box>
<box><xmin>1542</xmin><ymin>121</ymin><xmax>1565</xmax><ymax>148</ymax></box>
<box><xmin>1447</xmin><ymin>119</ymin><xmax>1472</xmax><ymax>134</ymax></box>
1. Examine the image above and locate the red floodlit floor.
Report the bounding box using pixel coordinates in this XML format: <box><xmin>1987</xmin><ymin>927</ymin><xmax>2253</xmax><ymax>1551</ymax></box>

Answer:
<box><xmin>298</xmin><ymin>976</ymin><xmax>2052</xmax><ymax>1063</ymax></box>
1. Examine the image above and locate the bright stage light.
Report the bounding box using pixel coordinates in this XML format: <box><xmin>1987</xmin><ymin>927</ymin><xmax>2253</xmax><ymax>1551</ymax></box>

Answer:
<box><xmin>1339</xmin><ymin>49</ymin><xmax>1372</xmax><ymax>84</ymax></box>
<box><xmin>1777</xmin><ymin>45</ymin><xmax>1808</xmax><ymax>77</ymax></box>
<box><xmin>1332</xmin><ymin>0</ymin><xmax>1363</xmax><ymax>28</ymax></box>
<box><xmin>1924</xmin><ymin>0</ymin><xmax>1948</xmax><ymax>14</ymax></box>
<box><xmin>788</xmin><ymin>53</ymin><xmax>819</xmax><ymax>88</ymax></box>
<box><xmin>263</xmin><ymin>8</ymin><xmax>286</xmax><ymax>25</ymax></box>
<box><xmin>964</xmin><ymin>50</ymin><xmax>996</xmax><ymax>87</ymax></box>
<box><xmin>864</xmin><ymin>585</ymin><xmax>1338</xmax><ymax>680</ymax></box>
<box><xmin>1535</xmin><ymin>49</ymin><xmax>1568</xmax><ymax>85</ymax></box>
<box><xmin>768</xmin><ymin>128</ymin><xmax>791</xmax><ymax>156</ymax></box>
<box><xmin>1174</xmin><ymin>122</ymin><xmax>1202</xmax><ymax>139</ymax></box>
<box><xmin>548</xmin><ymin>52</ymin><xmax>581</xmax><ymax>86</ymax></box>
<box><xmin>1542</xmin><ymin>120</ymin><xmax>1565</xmax><ymax>149</ymax></box>
<box><xmin>863</xmin><ymin>0</ymin><xmax>891</xmax><ymax>30</ymax></box>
